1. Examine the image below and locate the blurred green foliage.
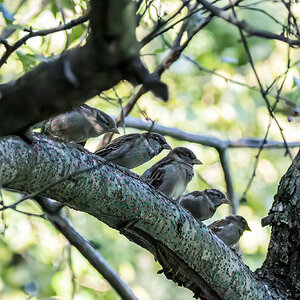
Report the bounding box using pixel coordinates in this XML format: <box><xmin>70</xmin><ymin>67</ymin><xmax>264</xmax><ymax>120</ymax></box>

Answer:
<box><xmin>0</xmin><ymin>0</ymin><xmax>299</xmax><ymax>299</ymax></box>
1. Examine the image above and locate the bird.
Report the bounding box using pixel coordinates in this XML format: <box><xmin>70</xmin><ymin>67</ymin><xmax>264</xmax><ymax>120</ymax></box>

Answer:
<box><xmin>208</xmin><ymin>215</ymin><xmax>251</xmax><ymax>247</ymax></box>
<box><xmin>179</xmin><ymin>189</ymin><xmax>230</xmax><ymax>221</ymax></box>
<box><xmin>41</xmin><ymin>104</ymin><xmax>119</xmax><ymax>144</ymax></box>
<box><xmin>141</xmin><ymin>147</ymin><xmax>202</xmax><ymax>199</ymax></box>
<box><xmin>95</xmin><ymin>132</ymin><xmax>171</xmax><ymax>169</ymax></box>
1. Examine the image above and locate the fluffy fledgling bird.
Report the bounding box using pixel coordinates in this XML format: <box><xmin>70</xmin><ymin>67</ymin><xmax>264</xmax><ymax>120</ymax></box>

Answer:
<box><xmin>41</xmin><ymin>104</ymin><xmax>119</xmax><ymax>143</ymax></box>
<box><xmin>95</xmin><ymin>132</ymin><xmax>171</xmax><ymax>169</ymax></box>
<box><xmin>141</xmin><ymin>147</ymin><xmax>202</xmax><ymax>199</ymax></box>
<box><xmin>179</xmin><ymin>189</ymin><xmax>230</xmax><ymax>221</ymax></box>
<box><xmin>208</xmin><ymin>215</ymin><xmax>251</xmax><ymax>247</ymax></box>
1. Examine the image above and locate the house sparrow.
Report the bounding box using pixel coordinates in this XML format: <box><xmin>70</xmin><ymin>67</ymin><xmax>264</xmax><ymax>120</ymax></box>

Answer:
<box><xmin>41</xmin><ymin>104</ymin><xmax>119</xmax><ymax>143</ymax></box>
<box><xmin>141</xmin><ymin>147</ymin><xmax>202</xmax><ymax>199</ymax></box>
<box><xmin>208</xmin><ymin>215</ymin><xmax>251</xmax><ymax>247</ymax></box>
<box><xmin>95</xmin><ymin>132</ymin><xmax>171</xmax><ymax>169</ymax></box>
<box><xmin>179</xmin><ymin>189</ymin><xmax>230</xmax><ymax>221</ymax></box>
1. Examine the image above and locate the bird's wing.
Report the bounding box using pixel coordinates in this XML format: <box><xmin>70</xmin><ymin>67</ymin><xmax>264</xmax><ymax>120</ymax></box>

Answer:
<box><xmin>141</xmin><ymin>157</ymin><xmax>172</xmax><ymax>188</ymax></box>
<box><xmin>179</xmin><ymin>196</ymin><xmax>196</xmax><ymax>210</ymax></box>
<box><xmin>95</xmin><ymin>134</ymin><xmax>138</xmax><ymax>156</ymax></box>
<box><xmin>208</xmin><ymin>218</ymin><xmax>231</xmax><ymax>233</ymax></box>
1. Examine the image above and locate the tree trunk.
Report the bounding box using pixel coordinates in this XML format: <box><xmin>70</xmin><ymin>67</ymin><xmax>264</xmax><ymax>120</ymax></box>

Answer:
<box><xmin>257</xmin><ymin>148</ymin><xmax>300</xmax><ymax>299</ymax></box>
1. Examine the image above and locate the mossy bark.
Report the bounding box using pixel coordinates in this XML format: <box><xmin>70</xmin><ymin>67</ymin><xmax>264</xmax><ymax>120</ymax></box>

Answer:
<box><xmin>0</xmin><ymin>135</ymin><xmax>290</xmax><ymax>299</ymax></box>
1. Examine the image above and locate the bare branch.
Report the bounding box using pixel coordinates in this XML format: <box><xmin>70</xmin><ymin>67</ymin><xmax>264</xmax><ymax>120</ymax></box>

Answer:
<box><xmin>123</xmin><ymin>116</ymin><xmax>300</xmax><ymax>150</ymax></box>
<box><xmin>35</xmin><ymin>196</ymin><xmax>138</xmax><ymax>300</ymax></box>
<box><xmin>0</xmin><ymin>14</ymin><xmax>90</xmax><ymax>68</ymax></box>
<box><xmin>196</xmin><ymin>0</ymin><xmax>300</xmax><ymax>46</ymax></box>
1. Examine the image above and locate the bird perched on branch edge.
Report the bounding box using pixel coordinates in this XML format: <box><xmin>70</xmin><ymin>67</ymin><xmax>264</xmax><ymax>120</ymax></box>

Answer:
<box><xmin>179</xmin><ymin>189</ymin><xmax>230</xmax><ymax>221</ymax></box>
<box><xmin>141</xmin><ymin>147</ymin><xmax>202</xmax><ymax>199</ymax></box>
<box><xmin>95</xmin><ymin>132</ymin><xmax>171</xmax><ymax>169</ymax></box>
<box><xmin>208</xmin><ymin>215</ymin><xmax>251</xmax><ymax>247</ymax></box>
<box><xmin>41</xmin><ymin>104</ymin><xmax>119</xmax><ymax>144</ymax></box>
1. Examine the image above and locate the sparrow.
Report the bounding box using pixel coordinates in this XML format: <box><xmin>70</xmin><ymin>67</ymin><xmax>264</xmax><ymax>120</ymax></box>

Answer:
<box><xmin>208</xmin><ymin>215</ymin><xmax>251</xmax><ymax>247</ymax></box>
<box><xmin>95</xmin><ymin>132</ymin><xmax>171</xmax><ymax>169</ymax></box>
<box><xmin>41</xmin><ymin>104</ymin><xmax>119</xmax><ymax>144</ymax></box>
<box><xmin>179</xmin><ymin>189</ymin><xmax>230</xmax><ymax>221</ymax></box>
<box><xmin>141</xmin><ymin>147</ymin><xmax>202</xmax><ymax>199</ymax></box>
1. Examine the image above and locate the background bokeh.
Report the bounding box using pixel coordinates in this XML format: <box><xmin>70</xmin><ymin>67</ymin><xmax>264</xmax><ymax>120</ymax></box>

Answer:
<box><xmin>0</xmin><ymin>0</ymin><xmax>299</xmax><ymax>299</ymax></box>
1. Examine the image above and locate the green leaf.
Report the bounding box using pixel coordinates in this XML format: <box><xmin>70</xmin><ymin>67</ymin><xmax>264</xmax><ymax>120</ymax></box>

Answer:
<box><xmin>16</xmin><ymin>52</ymin><xmax>40</xmax><ymax>72</ymax></box>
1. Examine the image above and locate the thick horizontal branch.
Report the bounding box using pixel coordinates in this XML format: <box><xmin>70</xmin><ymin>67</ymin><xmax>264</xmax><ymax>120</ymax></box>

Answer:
<box><xmin>0</xmin><ymin>135</ymin><xmax>282</xmax><ymax>299</ymax></box>
<box><xmin>124</xmin><ymin>117</ymin><xmax>300</xmax><ymax>150</ymax></box>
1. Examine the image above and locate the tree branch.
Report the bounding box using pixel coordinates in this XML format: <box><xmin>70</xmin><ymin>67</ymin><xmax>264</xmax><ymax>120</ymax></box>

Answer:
<box><xmin>0</xmin><ymin>0</ymin><xmax>166</xmax><ymax>138</ymax></box>
<box><xmin>35</xmin><ymin>196</ymin><xmax>138</xmax><ymax>300</ymax></box>
<box><xmin>123</xmin><ymin>116</ymin><xmax>300</xmax><ymax>150</ymax></box>
<box><xmin>196</xmin><ymin>0</ymin><xmax>300</xmax><ymax>46</ymax></box>
<box><xmin>0</xmin><ymin>135</ymin><xmax>284</xmax><ymax>299</ymax></box>
<box><xmin>0</xmin><ymin>14</ymin><xmax>90</xmax><ymax>68</ymax></box>
<box><xmin>257</xmin><ymin>149</ymin><xmax>300</xmax><ymax>299</ymax></box>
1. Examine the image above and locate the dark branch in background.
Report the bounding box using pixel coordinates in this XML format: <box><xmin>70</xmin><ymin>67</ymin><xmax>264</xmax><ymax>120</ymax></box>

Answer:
<box><xmin>35</xmin><ymin>196</ymin><xmax>138</xmax><ymax>300</ymax></box>
<box><xmin>241</xmin><ymin>117</ymin><xmax>272</xmax><ymax>203</ymax></box>
<box><xmin>230</xmin><ymin>2</ymin><xmax>293</xmax><ymax>198</ymax></box>
<box><xmin>196</xmin><ymin>0</ymin><xmax>300</xmax><ymax>46</ymax></box>
<box><xmin>0</xmin><ymin>14</ymin><xmax>90</xmax><ymax>68</ymax></box>
<box><xmin>230</xmin><ymin>3</ymin><xmax>291</xmax><ymax>158</ymax></box>
<box><xmin>101</xmin><ymin>2</ymin><xmax>212</xmax><ymax>146</ymax></box>
<box><xmin>217</xmin><ymin>148</ymin><xmax>236</xmax><ymax>213</ymax></box>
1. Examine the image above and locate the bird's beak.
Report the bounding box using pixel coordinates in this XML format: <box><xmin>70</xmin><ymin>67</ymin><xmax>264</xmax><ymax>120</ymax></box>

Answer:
<box><xmin>163</xmin><ymin>143</ymin><xmax>172</xmax><ymax>150</ymax></box>
<box><xmin>245</xmin><ymin>224</ymin><xmax>252</xmax><ymax>231</ymax></box>
<box><xmin>221</xmin><ymin>198</ymin><xmax>230</xmax><ymax>204</ymax></box>
<box><xmin>112</xmin><ymin>127</ymin><xmax>120</xmax><ymax>134</ymax></box>
<box><xmin>193</xmin><ymin>158</ymin><xmax>203</xmax><ymax>165</ymax></box>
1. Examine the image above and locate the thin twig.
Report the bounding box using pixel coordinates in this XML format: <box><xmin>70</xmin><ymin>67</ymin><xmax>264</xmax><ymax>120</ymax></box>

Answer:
<box><xmin>183</xmin><ymin>54</ymin><xmax>297</xmax><ymax>108</ymax></box>
<box><xmin>196</xmin><ymin>0</ymin><xmax>300</xmax><ymax>46</ymax></box>
<box><xmin>0</xmin><ymin>13</ymin><xmax>89</xmax><ymax>68</ymax></box>
<box><xmin>230</xmin><ymin>3</ymin><xmax>292</xmax><ymax>158</ymax></box>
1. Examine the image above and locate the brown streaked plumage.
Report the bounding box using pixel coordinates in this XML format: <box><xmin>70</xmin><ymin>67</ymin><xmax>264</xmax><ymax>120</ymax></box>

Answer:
<box><xmin>95</xmin><ymin>132</ymin><xmax>171</xmax><ymax>169</ymax></box>
<box><xmin>141</xmin><ymin>147</ymin><xmax>202</xmax><ymax>199</ymax></box>
<box><xmin>179</xmin><ymin>189</ymin><xmax>230</xmax><ymax>221</ymax></box>
<box><xmin>208</xmin><ymin>215</ymin><xmax>251</xmax><ymax>247</ymax></box>
<box><xmin>41</xmin><ymin>104</ymin><xmax>119</xmax><ymax>143</ymax></box>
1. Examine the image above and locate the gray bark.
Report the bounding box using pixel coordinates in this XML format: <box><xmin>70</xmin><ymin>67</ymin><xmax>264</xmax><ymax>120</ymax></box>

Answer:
<box><xmin>0</xmin><ymin>135</ymin><xmax>289</xmax><ymax>299</ymax></box>
<box><xmin>257</xmin><ymin>149</ymin><xmax>300</xmax><ymax>299</ymax></box>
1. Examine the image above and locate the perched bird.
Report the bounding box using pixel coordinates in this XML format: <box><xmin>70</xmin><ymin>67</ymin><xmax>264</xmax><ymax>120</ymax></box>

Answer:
<box><xmin>41</xmin><ymin>104</ymin><xmax>119</xmax><ymax>144</ymax></box>
<box><xmin>179</xmin><ymin>189</ymin><xmax>230</xmax><ymax>221</ymax></box>
<box><xmin>141</xmin><ymin>147</ymin><xmax>202</xmax><ymax>199</ymax></box>
<box><xmin>95</xmin><ymin>132</ymin><xmax>171</xmax><ymax>169</ymax></box>
<box><xmin>208</xmin><ymin>215</ymin><xmax>251</xmax><ymax>247</ymax></box>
